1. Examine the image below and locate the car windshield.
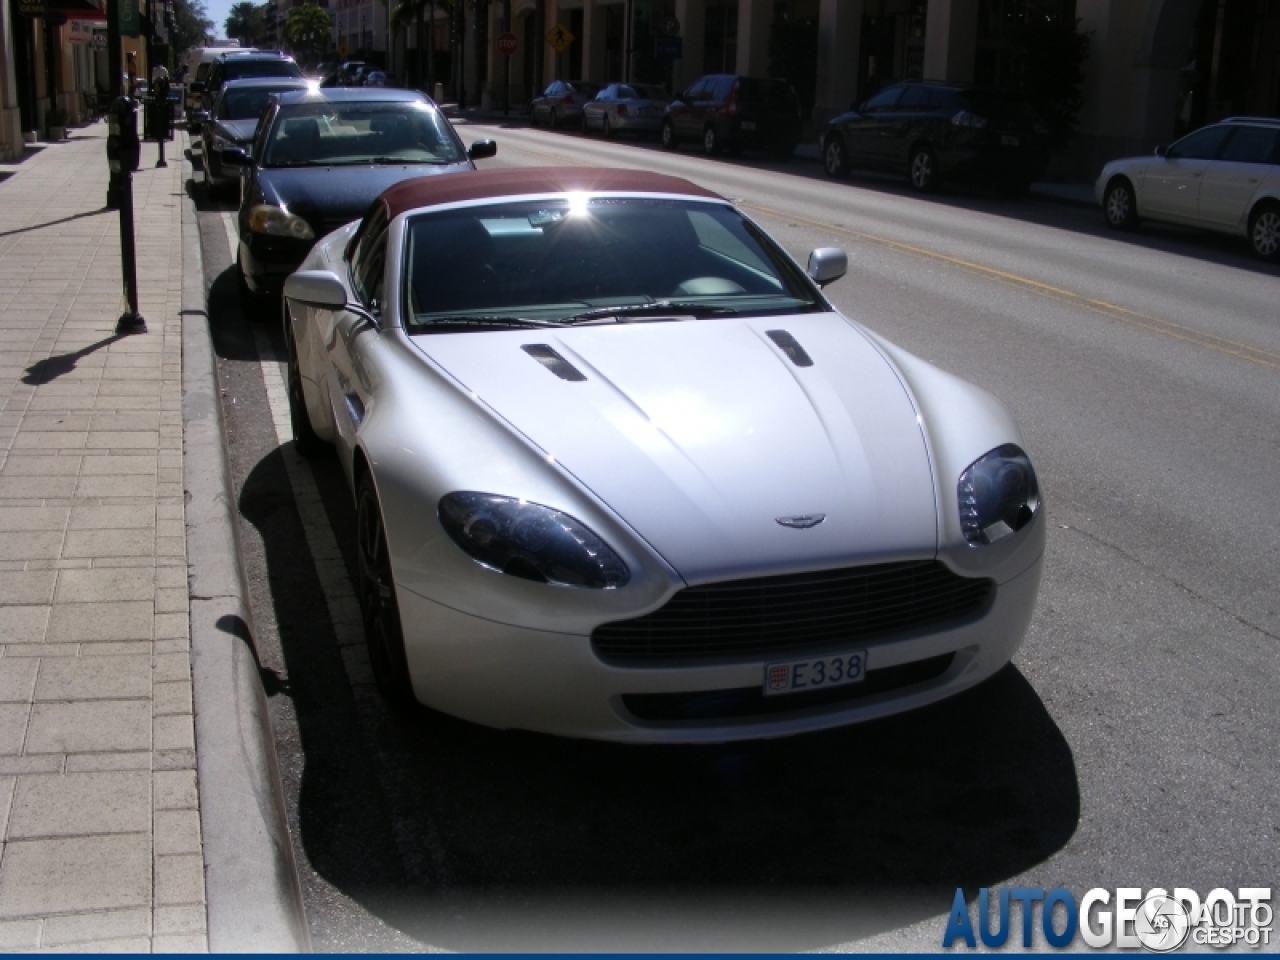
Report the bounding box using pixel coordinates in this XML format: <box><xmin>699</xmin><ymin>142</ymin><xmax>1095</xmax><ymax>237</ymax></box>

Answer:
<box><xmin>218</xmin><ymin>85</ymin><xmax>301</xmax><ymax>120</ymax></box>
<box><xmin>223</xmin><ymin>59</ymin><xmax>302</xmax><ymax>82</ymax></box>
<box><xmin>263</xmin><ymin>101</ymin><xmax>465</xmax><ymax>167</ymax></box>
<box><xmin>623</xmin><ymin>84</ymin><xmax>667</xmax><ymax>101</ymax></box>
<box><xmin>403</xmin><ymin>197</ymin><xmax>824</xmax><ymax>330</ymax></box>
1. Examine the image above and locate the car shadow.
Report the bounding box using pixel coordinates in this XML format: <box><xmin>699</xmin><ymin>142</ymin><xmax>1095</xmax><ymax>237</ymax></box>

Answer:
<box><xmin>468</xmin><ymin>117</ymin><xmax>1277</xmax><ymax>278</ymax></box>
<box><xmin>231</xmin><ymin>421</ymin><xmax>1080</xmax><ymax>949</ymax></box>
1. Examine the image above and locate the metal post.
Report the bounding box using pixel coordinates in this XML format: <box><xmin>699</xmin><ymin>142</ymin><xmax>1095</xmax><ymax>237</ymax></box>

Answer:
<box><xmin>116</xmin><ymin>163</ymin><xmax>144</xmax><ymax>333</ymax></box>
<box><xmin>106</xmin><ymin>0</ymin><xmax>124</xmax><ymax>208</ymax></box>
<box><xmin>503</xmin><ymin>1</ymin><xmax>510</xmax><ymax>115</ymax></box>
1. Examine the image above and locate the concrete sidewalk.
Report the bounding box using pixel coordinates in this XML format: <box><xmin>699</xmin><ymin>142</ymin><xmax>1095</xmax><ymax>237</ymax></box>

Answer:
<box><xmin>0</xmin><ymin>123</ymin><xmax>304</xmax><ymax>951</ymax></box>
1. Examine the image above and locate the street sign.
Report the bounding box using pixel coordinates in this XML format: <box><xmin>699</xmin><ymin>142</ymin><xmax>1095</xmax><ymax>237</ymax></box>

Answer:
<box><xmin>338</xmin><ymin>43</ymin><xmax>348</xmax><ymax>57</ymax></box>
<box><xmin>118</xmin><ymin>0</ymin><xmax>139</xmax><ymax>37</ymax></box>
<box><xmin>16</xmin><ymin>0</ymin><xmax>45</xmax><ymax>17</ymax></box>
<box><xmin>660</xmin><ymin>16</ymin><xmax>680</xmax><ymax>36</ymax></box>
<box><xmin>545</xmin><ymin>22</ymin><xmax>574</xmax><ymax>53</ymax></box>
<box><xmin>496</xmin><ymin>31</ymin><xmax>518</xmax><ymax>56</ymax></box>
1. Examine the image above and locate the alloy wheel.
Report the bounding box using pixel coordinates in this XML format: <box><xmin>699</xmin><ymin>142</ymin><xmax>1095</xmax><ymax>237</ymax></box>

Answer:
<box><xmin>824</xmin><ymin>137</ymin><xmax>847</xmax><ymax>177</ymax></box>
<box><xmin>1250</xmin><ymin>208</ymin><xmax>1280</xmax><ymax>260</ymax></box>
<box><xmin>909</xmin><ymin>148</ymin><xmax>935</xmax><ymax>191</ymax></box>
<box><xmin>1105</xmin><ymin>181</ymin><xmax>1136</xmax><ymax>229</ymax></box>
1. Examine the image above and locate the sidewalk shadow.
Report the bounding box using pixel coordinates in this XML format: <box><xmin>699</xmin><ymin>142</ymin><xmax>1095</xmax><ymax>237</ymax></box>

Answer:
<box><xmin>22</xmin><ymin>332</ymin><xmax>126</xmax><ymax>384</ymax></box>
<box><xmin>0</xmin><ymin>206</ymin><xmax>110</xmax><ymax>239</ymax></box>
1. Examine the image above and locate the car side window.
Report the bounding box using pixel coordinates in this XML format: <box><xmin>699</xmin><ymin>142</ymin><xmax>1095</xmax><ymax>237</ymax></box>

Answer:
<box><xmin>862</xmin><ymin>86</ymin><xmax>904</xmax><ymax>113</ymax></box>
<box><xmin>1167</xmin><ymin>125</ymin><xmax>1232</xmax><ymax>160</ymax></box>
<box><xmin>351</xmin><ymin>205</ymin><xmax>390</xmax><ymax>311</ymax></box>
<box><xmin>897</xmin><ymin>85</ymin><xmax>927</xmax><ymax>110</ymax></box>
<box><xmin>1217</xmin><ymin>127</ymin><xmax>1280</xmax><ymax>165</ymax></box>
<box><xmin>713</xmin><ymin>77</ymin><xmax>735</xmax><ymax>102</ymax></box>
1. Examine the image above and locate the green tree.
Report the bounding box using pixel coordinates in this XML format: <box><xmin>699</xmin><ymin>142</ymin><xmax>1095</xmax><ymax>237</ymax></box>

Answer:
<box><xmin>285</xmin><ymin>2</ymin><xmax>333</xmax><ymax>63</ymax></box>
<box><xmin>171</xmin><ymin>0</ymin><xmax>215</xmax><ymax>57</ymax></box>
<box><xmin>225</xmin><ymin>1</ymin><xmax>266</xmax><ymax>45</ymax></box>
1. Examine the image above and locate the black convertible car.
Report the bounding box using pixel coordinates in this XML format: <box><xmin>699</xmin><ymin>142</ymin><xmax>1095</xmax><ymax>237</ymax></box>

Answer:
<box><xmin>222</xmin><ymin>87</ymin><xmax>496</xmax><ymax>314</ymax></box>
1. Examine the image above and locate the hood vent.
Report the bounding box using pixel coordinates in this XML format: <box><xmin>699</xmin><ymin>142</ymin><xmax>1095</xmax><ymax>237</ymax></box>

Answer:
<box><xmin>765</xmin><ymin>329</ymin><xmax>814</xmax><ymax>367</ymax></box>
<box><xmin>522</xmin><ymin>344</ymin><xmax>587</xmax><ymax>382</ymax></box>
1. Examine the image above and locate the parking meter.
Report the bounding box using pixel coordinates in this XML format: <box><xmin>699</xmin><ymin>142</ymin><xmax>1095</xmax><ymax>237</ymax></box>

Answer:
<box><xmin>151</xmin><ymin>74</ymin><xmax>172</xmax><ymax>141</ymax></box>
<box><xmin>107</xmin><ymin>97</ymin><xmax>140</xmax><ymax>173</ymax></box>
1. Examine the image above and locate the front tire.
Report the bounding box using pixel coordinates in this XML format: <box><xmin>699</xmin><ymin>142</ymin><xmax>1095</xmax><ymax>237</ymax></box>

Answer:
<box><xmin>661</xmin><ymin>120</ymin><xmax>678</xmax><ymax>151</ymax></box>
<box><xmin>1248</xmin><ymin>202</ymin><xmax>1280</xmax><ymax>261</ymax></box>
<box><xmin>1104</xmin><ymin>177</ymin><xmax>1138</xmax><ymax>230</ymax></box>
<box><xmin>823</xmin><ymin>135</ymin><xmax>849</xmax><ymax>177</ymax></box>
<box><xmin>284</xmin><ymin>308</ymin><xmax>326</xmax><ymax>458</ymax></box>
<box><xmin>356</xmin><ymin>473</ymin><xmax>416</xmax><ymax>710</ymax></box>
<box><xmin>909</xmin><ymin>145</ymin><xmax>937</xmax><ymax>192</ymax></box>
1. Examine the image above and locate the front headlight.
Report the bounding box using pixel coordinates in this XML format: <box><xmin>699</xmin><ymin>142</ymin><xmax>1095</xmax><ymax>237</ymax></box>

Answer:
<box><xmin>438</xmin><ymin>492</ymin><xmax>630</xmax><ymax>588</ymax></box>
<box><xmin>958</xmin><ymin>444</ymin><xmax>1040</xmax><ymax>545</ymax></box>
<box><xmin>248</xmin><ymin>204</ymin><xmax>315</xmax><ymax>239</ymax></box>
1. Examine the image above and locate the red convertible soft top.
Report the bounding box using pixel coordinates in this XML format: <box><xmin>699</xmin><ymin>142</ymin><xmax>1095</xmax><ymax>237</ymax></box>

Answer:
<box><xmin>380</xmin><ymin>166</ymin><xmax>724</xmax><ymax>220</ymax></box>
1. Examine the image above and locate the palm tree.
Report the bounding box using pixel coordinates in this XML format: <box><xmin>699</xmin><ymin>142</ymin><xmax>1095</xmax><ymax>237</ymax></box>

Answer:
<box><xmin>286</xmin><ymin>2</ymin><xmax>333</xmax><ymax>64</ymax></box>
<box><xmin>224</xmin><ymin>1</ymin><xmax>265</xmax><ymax>45</ymax></box>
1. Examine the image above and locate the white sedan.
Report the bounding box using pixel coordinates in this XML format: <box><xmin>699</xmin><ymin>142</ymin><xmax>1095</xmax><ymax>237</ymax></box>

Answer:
<box><xmin>1096</xmin><ymin>117</ymin><xmax>1280</xmax><ymax>261</ymax></box>
<box><xmin>281</xmin><ymin>167</ymin><xmax>1045</xmax><ymax>742</ymax></box>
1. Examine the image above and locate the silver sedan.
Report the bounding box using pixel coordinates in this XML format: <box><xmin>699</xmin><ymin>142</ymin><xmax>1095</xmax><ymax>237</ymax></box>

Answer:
<box><xmin>582</xmin><ymin>82</ymin><xmax>670</xmax><ymax>139</ymax></box>
<box><xmin>281</xmin><ymin>167</ymin><xmax>1045</xmax><ymax>742</ymax></box>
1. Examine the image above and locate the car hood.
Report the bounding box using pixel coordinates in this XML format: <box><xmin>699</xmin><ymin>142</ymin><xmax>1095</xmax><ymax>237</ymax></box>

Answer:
<box><xmin>412</xmin><ymin>313</ymin><xmax>938</xmax><ymax>583</ymax></box>
<box><xmin>258</xmin><ymin>161</ymin><xmax>473</xmax><ymax>233</ymax></box>
<box><xmin>216</xmin><ymin>118</ymin><xmax>259</xmax><ymax>143</ymax></box>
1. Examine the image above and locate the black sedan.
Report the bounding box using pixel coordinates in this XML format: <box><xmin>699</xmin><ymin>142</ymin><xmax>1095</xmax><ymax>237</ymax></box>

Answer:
<box><xmin>222</xmin><ymin>88</ymin><xmax>496</xmax><ymax>314</ymax></box>
<box><xmin>200</xmin><ymin>77</ymin><xmax>313</xmax><ymax>198</ymax></box>
<box><xmin>818</xmin><ymin>81</ymin><xmax>1050</xmax><ymax>194</ymax></box>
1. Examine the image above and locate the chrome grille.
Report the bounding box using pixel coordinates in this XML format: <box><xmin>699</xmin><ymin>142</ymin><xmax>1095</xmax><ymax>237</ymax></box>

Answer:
<box><xmin>593</xmin><ymin>560</ymin><xmax>993</xmax><ymax>666</ymax></box>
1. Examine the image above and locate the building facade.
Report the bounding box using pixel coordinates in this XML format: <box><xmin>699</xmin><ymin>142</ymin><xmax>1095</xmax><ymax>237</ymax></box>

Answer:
<box><xmin>476</xmin><ymin>0</ymin><xmax>1280</xmax><ymax>177</ymax></box>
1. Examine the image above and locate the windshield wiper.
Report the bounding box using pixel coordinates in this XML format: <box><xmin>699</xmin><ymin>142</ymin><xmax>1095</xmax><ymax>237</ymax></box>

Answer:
<box><xmin>326</xmin><ymin>156</ymin><xmax>451</xmax><ymax>166</ymax></box>
<box><xmin>416</xmin><ymin>315</ymin><xmax>563</xmax><ymax>329</ymax></box>
<box><xmin>560</xmin><ymin>301</ymin><xmax>738</xmax><ymax>324</ymax></box>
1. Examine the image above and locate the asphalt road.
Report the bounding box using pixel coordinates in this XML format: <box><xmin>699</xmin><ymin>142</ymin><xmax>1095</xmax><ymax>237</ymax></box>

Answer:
<box><xmin>191</xmin><ymin>120</ymin><xmax>1280</xmax><ymax>951</ymax></box>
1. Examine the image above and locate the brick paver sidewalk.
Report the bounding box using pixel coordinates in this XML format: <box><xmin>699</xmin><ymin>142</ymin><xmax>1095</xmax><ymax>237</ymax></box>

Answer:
<box><xmin>0</xmin><ymin>124</ymin><xmax>207</xmax><ymax>950</ymax></box>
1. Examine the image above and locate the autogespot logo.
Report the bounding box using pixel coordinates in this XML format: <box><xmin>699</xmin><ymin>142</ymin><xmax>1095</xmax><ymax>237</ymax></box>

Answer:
<box><xmin>942</xmin><ymin>886</ymin><xmax>1273</xmax><ymax>951</ymax></box>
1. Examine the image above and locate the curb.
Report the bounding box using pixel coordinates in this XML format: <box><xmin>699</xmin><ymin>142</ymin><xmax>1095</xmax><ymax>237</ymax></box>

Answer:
<box><xmin>180</xmin><ymin>153</ymin><xmax>312</xmax><ymax>952</ymax></box>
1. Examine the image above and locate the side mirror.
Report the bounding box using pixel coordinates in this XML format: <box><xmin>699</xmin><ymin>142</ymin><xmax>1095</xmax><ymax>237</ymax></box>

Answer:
<box><xmin>220</xmin><ymin>146</ymin><xmax>250</xmax><ymax>168</ymax></box>
<box><xmin>468</xmin><ymin>139</ymin><xmax>498</xmax><ymax>160</ymax></box>
<box><xmin>807</xmin><ymin>247</ymin><xmax>848</xmax><ymax>287</ymax></box>
<box><xmin>1154</xmin><ymin>144</ymin><xmax>1167</xmax><ymax>157</ymax></box>
<box><xmin>284</xmin><ymin>270</ymin><xmax>348</xmax><ymax>309</ymax></box>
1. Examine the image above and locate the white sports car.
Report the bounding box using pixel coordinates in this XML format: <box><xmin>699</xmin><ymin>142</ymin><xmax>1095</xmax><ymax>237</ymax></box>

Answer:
<box><xmin>282</xmin><ymin>167</ymin><xmax>1045</xmax><ymax>743</ymax></box>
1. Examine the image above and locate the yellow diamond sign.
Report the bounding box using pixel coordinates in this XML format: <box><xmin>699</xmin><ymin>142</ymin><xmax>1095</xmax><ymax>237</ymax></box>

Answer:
<box><xmin>546</xmin><ymin>23</ymin><xmax>575</xmax><ymax>52</ymax></box>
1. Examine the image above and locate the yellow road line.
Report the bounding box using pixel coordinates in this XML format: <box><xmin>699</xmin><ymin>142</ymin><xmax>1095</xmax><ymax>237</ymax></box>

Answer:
<box><xmin>500</xmin><ymin>135</ymin><xmax>1280</xmax><ymax>371</ymax></box>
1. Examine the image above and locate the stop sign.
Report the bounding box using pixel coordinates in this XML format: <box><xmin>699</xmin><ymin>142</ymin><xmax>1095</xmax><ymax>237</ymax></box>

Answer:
<box><xmin>496</xmin><ymin>31</ymin><xmax>518</xmax><ymax>56</ymax></box>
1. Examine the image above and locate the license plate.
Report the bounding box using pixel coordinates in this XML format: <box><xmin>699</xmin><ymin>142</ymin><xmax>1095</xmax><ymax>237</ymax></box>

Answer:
<box><xmin>741</xmin><ymin>121</ymin><xmax>757</xmax><ymax>131</ymax></box>
<box><xmin>1001</xmin><ymin>134</ymin><xmax>1020</xmax><ymax>146</ymax></box>
<box><xmin>764</xmin><ymin>650</ymin><xmax>867</xmax><ymax>697</ymax></box>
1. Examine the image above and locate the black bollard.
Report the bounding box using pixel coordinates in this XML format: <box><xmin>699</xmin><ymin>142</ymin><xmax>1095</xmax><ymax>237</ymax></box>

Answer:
<box><xmin>106</xmin><ymin>97</ymin><xmax>145</xmax><ymax>334</ymax></box>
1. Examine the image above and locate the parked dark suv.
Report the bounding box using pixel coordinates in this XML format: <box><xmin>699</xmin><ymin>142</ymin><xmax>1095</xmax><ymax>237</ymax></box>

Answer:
<box><xmin>819</xmin><ymin>81</ymin><xmax>1050</xmax><ymax>193</ymax></box>
<box><xmin>205</xmin><ymin>51</ymin><xmax>304</xmax><ymax>104</ymax></box>
<box><xmin>661</xmin><ymin>75</ymin><xmax>803</xmax><ymax>160</ymax></box>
